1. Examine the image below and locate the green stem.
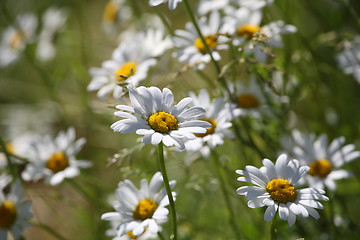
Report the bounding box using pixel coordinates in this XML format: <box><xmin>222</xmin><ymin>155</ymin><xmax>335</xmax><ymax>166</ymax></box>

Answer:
<box><xmin>152</xmin><ymin>6</ymin><xmax>175</xmax><ymax>36</ymax></box>
<box><xmin>341</xmin><ymin>0</ymin><xmax>360</xmax><ymax>31</ymax></box>
<box><xmin>211</xmin><ymin>149</ymin><xmax>242</xmax><ymax>240</ymax></box>
<box><xmin>158</xmin><ymin>231</ymin><xmax>166</xmax><ymax>240</ymax></box>
<box><xmin>270</xmin><ymin>215</ymin><xmax>277</xmax><ymax>240</ymax></box>
<box><xmin>30</xmin><ymin>221</ymin><xmax>67</xmax><ymax>240</ymax></box>
<box><xmin>0</xmin><ymin>133</ymin><xmax>17</xmax><ymax>180</ymax></box>
<box><xmin>157</xmin><ymin>143</ymin><xmax>177</xmax><ymax>240</ymax></box>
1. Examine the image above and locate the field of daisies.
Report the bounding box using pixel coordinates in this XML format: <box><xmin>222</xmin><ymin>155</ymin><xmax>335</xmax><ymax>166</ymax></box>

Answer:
<box><xmin>1</xmin><ymin>0</ymin><xmax>360</xmax><ymax>239</ymax></box>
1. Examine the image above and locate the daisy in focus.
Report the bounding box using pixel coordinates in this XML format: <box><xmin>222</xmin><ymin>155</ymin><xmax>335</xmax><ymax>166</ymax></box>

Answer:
<box><xmin>101</xmin><ymin>172</ymin><xmax>175</xmax><ymax>238</ymax></box>
<box><xmin>87</xmin><ymin>30</ymin><xmax>160</xmax><ymax>100</ymax></box>
<box><xmin>110</xmin><ymin>86</ymin><xmax>211</xmax><ymax>150</ymax></box>
<box><xmin>282</xmin><ymin>130</ymin><xmax>360</xmax><ymax>191</ymax></box>
<box><xmin>0</xmin><ymin>13</ymin><xmax>38</xmax><ymax>67</ymax></box>
<box><xmin>336</xmin><ymin>36</ymin><xmax>360</xmax><ymax>84</ymax></box>
<box><xmin>236</xmin><ymin>154</ymin><xmax>329</xmax><ymax>226</ymax></box>
<box><xmin>148</xmin><ymin>0</ymin><xmax>182</xmax><ymax>10</ymax></box>
<box><xmin>0</xmin><ymin>179</ymin><xmax>33</xmax><ymax>240</ymax></box>
<box><xmin>184</xmin><ymin>89</ymin><xmax>241</xmax><ymax>162</ymax></box>
<box><xmin>21</xmin><ymin>127</ymin><xmax>92</xmax><ymax>186</ymax></box>
<box><xmin>36</xmin><ymin>7</ymin><xmax>68</xmax><ymax>62</ymax></box>
<box><xmin>172</xmin><ymin>11</ymin><xmax>228</xmax><ymax>70</ymax></box>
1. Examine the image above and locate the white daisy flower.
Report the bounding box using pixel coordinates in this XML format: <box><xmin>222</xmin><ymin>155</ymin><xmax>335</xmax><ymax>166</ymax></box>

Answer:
<box><xmin>184</xmin><ymin>89</ymin><xmax>241</xmax><ymax>162</ymax></box>
<box><xmin>0</xmin><ymin>179</ymin><xmax>33</xmax><ymax>240</ymax></box>
<box><xmin>21</xmin><ymin>127</ymin><xmax>92</xmax><ymax>186</ymax></box>
<box><xmin>148</xmin><ymin>0</ymin><xmax>182</xmax><ymax>10</ymax></box>
<box><xmin>197</xmin><ymin>0</ymin><xmax>230</xmax><ymax>16</ymax></box>
<box><xmin>87</xmin><ymin>32</ymin><xmax>157</xmax><ymax>100</ymax></box>
<box><xmin>237</xmin><ymin>0</ymin><xmax>274</xmax><ymax>10</ymax></box>
<box><xmin>36</xmin><ymin>7</ymin><xmax>68</xmax><ymax>62</ymax></box>
<box><xmin>0</xmin><ymin>13</ymin><xmax>38</xmax><ymax>67</ymax></box>
<box><xmin>172</xmin><ymin>11</ymin><xmax>228</xmax><ymax>70</ymax></box>
<box><xmin>102</xmin><ymin>0</ymin><xmax>132</xmax><ymax>34</ymax></box>
<box><xmin>101</xmin><ymin>172</ymin><xmax>175</xmax><ymax>237</ymax></box>
<box><xmin>229</xmin><ymin>76</ymin><xmax>268</xmax><ymax>118</ymax></box>
<box><xmin>336</xmin><ymin>37</ymin><xmax>360</xmax><ymax>84</ymax></box>
<box><xmin>111</xmin><ymin>86</ymin><xmax>211</xmax><ymax>150</ymax></box>
<box><xmin>236</xmin><ymin>154</ymin><xmax>329</xmax><ymax>226</ymax></box>
<box><xmin>282</xmin><ymin>130</ymin><xmax>360</xmax><ymax>191</ymax></box>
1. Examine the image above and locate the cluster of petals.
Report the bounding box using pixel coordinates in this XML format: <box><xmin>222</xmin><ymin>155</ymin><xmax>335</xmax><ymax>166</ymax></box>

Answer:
<box><xmin>148</xmin><ymin>0</ymin><xmax>182</xmax><ymax>10</ymax></box>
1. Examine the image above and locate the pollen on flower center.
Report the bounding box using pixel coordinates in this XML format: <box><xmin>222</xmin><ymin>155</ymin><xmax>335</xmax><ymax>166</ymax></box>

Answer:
<box><xmin>46</xmin><ymin>152</ymin><xmax>69</xmax><ymax>173</ymax></box>
<box><xmin>266</xmin><ymin>179</ymin><xmax>297</xmax><ymax>203</ymax></box>
<box><xmin>103</xmin><ymin>1</ymin><xmax>119</xmax><ymax>22</ymax></box>
<box><xmin>5</xmin><ymin>143</ymin><xmax>14</xmax><ymax>155</ymax></box>
<box><xmin>148</xmin><ymin>112</ymin><xmax>178</xmax><ymax>133</ymax></box>
<box><xmin>194</xmin><ymin>118</ymin><xmax>217</xmax><ymax>137</ymax></box>
<box><xmin>0</xmin><ymin>201</ymin><xmax>17</xmax><ymax>229</ymax></box>
<box><xmin>308</xmin><ymin>159</ymin><xmax>333</xmax><ymax>178</ymax></box>
<box><xmin>133</xmin><ymin>199</ymin><xmax>157</xmax><ymax>221</ymax></box>
<box><xmin>115</xmin><ymin>62</ymin><xmax>137</xmax><ymax>81</ymax></box>
<box><xmin>194</xmin><ymin>35</ymin><xmax>218</xmax><ymax>54</ymax></box>
<box><xmin>9</xmin><ymin>31</ymin><xmax>23</xmax><ymax>49</ymax></box>
<box><xmin>237</xmin><ymin>24</ymin><xmax>261</xmax><ymax>38</ymax></box>
<box><xmin>237</xmin><ymin>94</ymin><xmax>259</xmax><ymax>109</ymax></box>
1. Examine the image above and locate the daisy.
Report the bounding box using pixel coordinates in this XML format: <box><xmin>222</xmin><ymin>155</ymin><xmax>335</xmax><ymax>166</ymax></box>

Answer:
<box><xmin>36</xmin><ymin>7</ymin><xmax>68</xmax><ymax>62</ymax></box>
<box><xmin>197</xmin><ymin>0</ymin><xmax>230</xmax><ymax>16</ymax></box>
<box><xmin>236</xmin><ymin>154</ymin><xmax>329</xmax><ymax>226</ymax></box>
<box><xmin>0</xmin><ymin>179</ymin><xmax>33</xmax><ymax>240</ymax></box>
<box><xmin>237</xmin><ymin>0</ymin><xmax>274</xmax><ymax>10</ymax></box>
<box><xmin>172</xmin><ymin>11</ymin><xmax>228</xmax><ymax>70</ymax></box>
<box><xmin>101</xmin><ymin>172</ymin><xmax>175</xmax><ymax>237</ymax></box>
<box><xmin>336</xmin><ymin>37</ymin><xmax>360</xmax><ymax>84</ymax></box>
<box><xmin>229</xmin><ymin>76</ymin><xmax>268</xmax><ymax>118</ymax></box>
<box><xmin>0</xmin><ymin>13</ymin><xmax>38</xmax><ymax>67</ymax></box>
<box><xmin>87</xmin><ymin>31</ymin><xmax>157</xmax><ymax>100</ymax></box>
<box><xmin>110</xmin><ymin>86</ymin><xmax>211</xmax><ymax>150</ymax></box>
<box><xmin>148</xmin><ymin>0</ymin><xmax>182</xmax><ymax>10</ymax></box>
<box><xmin>102</xmin><ymin>0</ymin><xmax>132</xmax><ymax>34</ymax></box>
<box><xmin>283</xmin><ymin>130</ymin><xmax>360</xmax><ymax>191</ymax></box>
<box><xmin>21</xmin><ymin>127</ymin><xmax>92</xmax><ymax>186</ymax></box>
<box><xmin>184</xmin><ymin>89</ymin><xmax>241</xmax><ymax>162</ymax></box>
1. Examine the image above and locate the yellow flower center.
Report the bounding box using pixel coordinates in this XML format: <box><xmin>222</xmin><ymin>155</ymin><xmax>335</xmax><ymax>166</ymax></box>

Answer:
<box><xmin>194</xmin><ymin>118</ymin><xmax>217</xmax><ymax>137</ymax></box>
<box><xmin>148</xmin><ymin>112</ymin><xmax>178</xmax><ymax>133</ymax></box>
<box><xmin>194</xmin><ymin>35</ymin><xmax>218</xmax><ymax>54</ymax></box>
<box><xmin>9</xmin><ymin>31</ymin><xmax>24</xmax><ymax>49</ymax></box>
<box><xmin>115</xmin><ymin>62</ymin><xmax>137</xmax><ymax>81</ymax></box>
<box><xmin>46</xmin><ymin>152</ymin><xmax>69</xmax><ymax>173</ymax></box>
<box><xmin>237</xmin><ymin>24</ymin><xmax>261</xmax><ymax>38</ymax></box>
<box><xmin>237</xmin><ymin>94</ymin><xmax>259</xmax><ymax>109</ymax></box>
<box><xmin>0</xmin><ymin>201</ymin><xmax>17</xmax><ymax>229</ymax></box>
<box><xmin>103</xmin><ymin>1</ymin><xmax>119</xmax><ymax>22</ymax></box>
<box><xmin>308</xmin><ymin>159</ymin><xmax>333</xmax><ymax>178</ymax></box>
<box><xmin>5</xmin><ymin>143</ymin><xmax>14</xmax><ymax>155</ymax></box>
<box><xmin>133</xmin><ymin>199</ymin><xmax>157</xmax><ymax>221</ymax></box>
<box><xmin>266</xmin><ymin>179</ymin><xmax>297</xmax><ymax>204</ymax></box>
<box><xmin>127</xmin><ymin>231</ymin><xmax>137</xmax><ymax>239</ymax></box>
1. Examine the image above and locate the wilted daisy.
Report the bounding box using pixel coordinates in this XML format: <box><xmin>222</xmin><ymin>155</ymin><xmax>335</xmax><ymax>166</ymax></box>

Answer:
<box><xmin>0</xmin><ymin>179</ymin><xmax>32</xmax><ymax>240</ymax></box>
<box><xmin>282</xmin><ymin>130</ymin><xmax>360</xmax><ymax>191</ymax></box>
<box><xmin>335</xmin><ymin>37</ymin><xmax>360</xmax><ymax>84</ymax></box>
<box><xmin>101</xmin><ymin>172</ymin><xmax>175</xmax><ymax>237</ymax></box>
<box><xmin>111</xmin><ymin>86</ymin><xmax>211</xmax><ymax>150</ymax></box>
<box><xmin>0</xmin><ymin>13</ymin><xmax>38</xmax><ymax>67</ymax></box>
<box><xmin>36</xmin><ymin>7</ymin><xmax>67</xmax><ymax>62</ymax></box>
<box><xmin>236</xmin><ymin>154</ymin><xmax>329</xmax><ymax>226</ymax></box>
<box><xmin>172</xmin><ymin>11</ymin><xmax>228</xmax><ymax>70</ymax></box>
<box><xmin>184</xmin><ymin>89</ymin><xmax>241</xmax><ymax>162</ymax></box>
<box><xmin>87</xmin><ymin>31</ymin><xmax>158</xmax><ymax>100</ymax></box>
<box><xmin>21</xmin><ymin>127</ymin><xmax>92</xmax><ymax>185</ymax></box>
<box><xmin>148</xmin><ymin>0</ymin><xmax>182</xmax><ymax>10</ymax></box>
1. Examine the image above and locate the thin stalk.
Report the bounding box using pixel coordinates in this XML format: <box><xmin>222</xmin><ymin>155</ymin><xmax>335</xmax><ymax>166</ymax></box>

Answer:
<box><xmin>158</xmin><ymin>231</ymin><xmax>166</xmax><ymax>240</ymax></box>
<box><xmin>270</xmin><ymin>215</ymin><xmax>277</xmax><ymax>240</ymax></box>
<box><xmin>0</xmin><ymin>134</ymin><xmax>17</xmax><ymax>180</ymax></box>
<box><xmin>211</xmin><ymin>149</ymin><xmax>242</xmax><ymax>240</ymax></box>
<box><xmin>152</xmin><ymin>6</ymin><xmax>174</xmax><ymax>36</ymax></box>
<box><xmin>157</xmin><ymin>143</ymin><xmax>177</xmax><ymax>240</ymax></box>
<box><xmin>341</xmin><ymin>0</ymin><xmax>360</xmax><ymax>31</ymax></box>
<box><xmin>30</xmin><ymin>221</ymin><xmax>67</xmax><ymax>240</ymax></box>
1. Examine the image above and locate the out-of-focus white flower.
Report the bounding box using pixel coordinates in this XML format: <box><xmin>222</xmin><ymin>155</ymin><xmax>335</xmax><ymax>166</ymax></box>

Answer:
<box><xmin>101</xmin><ymin>172</ymin><xmax>175</xmax><ymax>237</ymax></box>
<box><xmin>36</xmin><ymin>7</ymin><xmax>67</xmax><ymax>62</ymax></box>
<box><xmin>281</xmin><ymin>130</ymin><xmax>360</xmax><ymax>191</ymax></box>
<box><xmin>88</xmin><ymin>30</ymin><xmax>161</xmax><ymax>100</ymax></box>
<box><xmin>0</xmin><ymin>179</ymin><xmax>33</xmax><ymax>239</ymax></box>
<box><xmin>184</xmin><ymin>89</ymin><xmax>241</xmax><ymax>163</ymax></box>
<box><xmin>237</xmin><ymin>0</ymin><xmax>274</xmax><ymax>10</ymax></box>
<box><xmin>21</xmin><ymin>127</ymin><xmax>92</xmax><ymax>185</ymax></box>
<box><xmin>173</xmin><ymin>11</ymin><xmax>228</xmax><ymax>70</ymax></box>
<box><xmin>197</xmin><ymin>0</ymin><xmax>230</xmax><ymax>15</ymax></box>
<box><xmin>336</xmin><ymin>37</ymin><xmax>360</xmax><ymax>84</ymax></box>
<box><xmin>111</xmin><ymin>86</ymin><xmax>211</xmax><ymax>150</ymax></box>
<box><xmin>0</xmin><ymin>13</ymin><xmax>38</xmax><ymax>67</ymax></box>
<box><xmin>102</xmin><ymin>0</ymin><xmax>132</xmax><ymax>34</ymax></box>
<box><xmin>236</xmin><ymin>154</ymin><xmax>329</xmax><ymax>226</ymax></box>
<box><xmin>148</xmin><ymin>0</ymin><xmax>182</xmax><ymax>10</ymax></box>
